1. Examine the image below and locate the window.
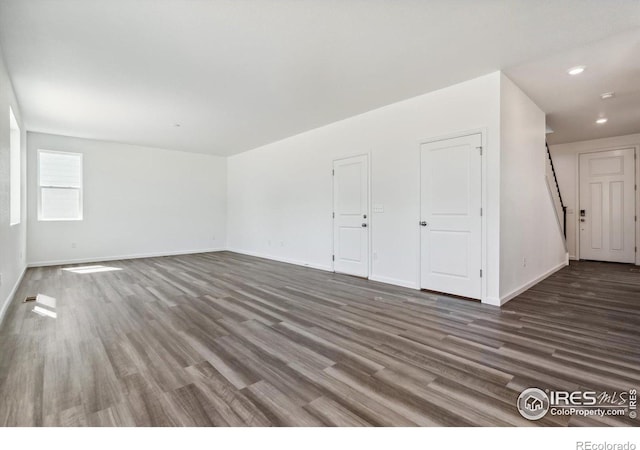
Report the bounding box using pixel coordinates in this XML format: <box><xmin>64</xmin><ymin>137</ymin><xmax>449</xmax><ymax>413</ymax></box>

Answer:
<box><xmin>38</xmin><ymin>150</ymin><xmax>83</xmax><ymax>221</ymax></box>
<box><xmin>9</xmin><ymin>107</ymin><xmax>20</xmax><ymax>225</ymax></box>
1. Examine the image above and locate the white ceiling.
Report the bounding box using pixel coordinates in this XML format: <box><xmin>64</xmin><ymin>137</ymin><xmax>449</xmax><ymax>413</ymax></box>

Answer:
<box><xmin>0</xmin><ymin>0</ymin><xmax>639</xmax><ymax>156</ymax></box>
<box><xmin>506</xmin><ymin>28</ymin><xmax>640</xmax><ymax>145</ymax></box>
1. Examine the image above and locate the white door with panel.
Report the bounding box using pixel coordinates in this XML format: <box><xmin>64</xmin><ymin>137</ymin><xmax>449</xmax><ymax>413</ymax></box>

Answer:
<box><xmin>333</xmin><ymin>155</ymin><xmax>369</xmax><ymax>277</ymax></box>
<box><xmin>420</xmin><ymin>134</ymin><xmax>482</xmax><ymax>299</ymax></box>
<box><xmin>579</xmin><ymin>148</ymin><xmax>635</xmax><ymax>263</ymax></box>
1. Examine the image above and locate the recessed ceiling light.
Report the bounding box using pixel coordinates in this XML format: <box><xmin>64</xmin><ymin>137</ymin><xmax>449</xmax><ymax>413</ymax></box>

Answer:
<box><xmin>596</xmin><ymin>118</ymin><xmax>608</xmax><ymax>124</ymax></box>
<box><xmin>567</xmin><ymin>66</ymin><xmax>585</xmax><ymax>75</ymax></box>
<box><xmin>173</xmin><ymin>123</ymin><xmax>181</xmax><ymax>127</ymax></box>
<box><xmin>600</xmin><ymin>92</ymin><xmax>615</xmax><ymax>100</ymax></box>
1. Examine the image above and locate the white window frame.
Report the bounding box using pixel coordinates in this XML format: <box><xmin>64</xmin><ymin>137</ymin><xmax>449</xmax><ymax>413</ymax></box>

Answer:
<box><xmin>9</xmin><ymin>107</ymin><xmax>20</xmax><ymax>226</ymax></box>
<box><xmin>37</xmin><ymin>149</ymin><xmax>84</xmax><ymax>221</ymax></box>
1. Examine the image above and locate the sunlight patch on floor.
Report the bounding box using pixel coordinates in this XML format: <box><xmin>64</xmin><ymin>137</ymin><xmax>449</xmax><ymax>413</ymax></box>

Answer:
<box><xmin>62</xmin><ymin>265</ymin><xmax>123</xmax><ymax>274</ymax></box>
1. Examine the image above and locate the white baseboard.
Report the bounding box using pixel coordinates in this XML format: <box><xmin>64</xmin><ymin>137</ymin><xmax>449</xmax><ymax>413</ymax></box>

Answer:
<box><xmin>0</xmin><ymin>266</ymin><xmax>27</xmax><ymax>327</ymax></box>
<box><xmin>369</xmin><ymin>274</ymin><xmax>419</xmax><ymax>290</ymax></box>
<box><xmin>25</xmin><ymin>248</ymin><xmax>569</xmax><ymax>309</ymax></box>
<box><xmin>27</xmin><ymin>248</ymin><xmax>226</xmax><ymax>268</ymax></box>
<box><xmin>228</xmin><ymin>249</ymin><xmax>420</xmax><ymax>290</ymax></box>
<box><xmin>226</xmin><ymin>248</ymin><xmax>333</xmax><ymax>272</ymax></box>
<box><xmin>498</xmin><ymin>259</ymin><xmax>568</xmax><ymax>306</ymax></box>
<box><xmin>482</xmin><ymin>296</ymin><xmax>501</xmax><ymax>306</ymax></box>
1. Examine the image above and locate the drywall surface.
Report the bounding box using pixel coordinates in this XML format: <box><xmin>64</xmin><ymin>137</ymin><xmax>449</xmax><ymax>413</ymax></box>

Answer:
<box><xmin>27</xmin><ymin>132</ymin><xmax>226</xmax><ymax>265</ymax></box>
<box><xmin>228</xmin><ymin>72</ymin><xmax>502</xmax><ymax>302</ymax></box>
<box><xmin>499</xmin><ymin>74</ymin><xmax>568</xmax><ymax>304</ymax></box>
<box><xmin>0</xmin><ymin>46</ymin><xmax>27</xmax><ymax>322</ymax></box>
<box><xmin>550</xmin><ymin>133</ymin><xmax>640</xmax><ymax>263</ymax></box>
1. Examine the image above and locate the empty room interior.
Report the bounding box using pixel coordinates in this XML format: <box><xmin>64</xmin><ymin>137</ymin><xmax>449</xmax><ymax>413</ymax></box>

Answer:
<box><xmin>1</xmin><ymin>0</ymin><xmax>640</xmax><ymax>433</ymax></box>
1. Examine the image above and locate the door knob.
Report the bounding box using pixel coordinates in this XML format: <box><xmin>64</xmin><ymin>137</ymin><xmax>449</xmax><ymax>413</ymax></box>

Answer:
<box><xmin>420</xmin><ymin>221</ymin><xmax>428</xmax><ymax>227</ymax></box>
<box><xmin>361</xmin><ymin>223</ymin><xmax>368</xmax><ymax>228</ymax></box>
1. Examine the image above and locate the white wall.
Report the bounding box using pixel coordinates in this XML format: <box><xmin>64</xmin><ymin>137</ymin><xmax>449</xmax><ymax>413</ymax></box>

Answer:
<box><xmin>228</xmin><ymin>72</ymin><xmax>503</xmax><ymax>303</ymax></box>
<box><xmin>499</xmin><ymin>75</ymin><xmax>568</xmax><ymax>303</ymax></box>
<box><xmin>27</xmin><ymin>132</ymin><xmax>226</xmax><ymax>265</ymax></box>
<box><xmin>550</xmin><ymin>133</ymin><xmax>640</xmax><ymax>264</ymax></box>
<box><xmin>0</xmin><ymin>47</ymin><xmax>27</xmax><ymax>322</ymax></box>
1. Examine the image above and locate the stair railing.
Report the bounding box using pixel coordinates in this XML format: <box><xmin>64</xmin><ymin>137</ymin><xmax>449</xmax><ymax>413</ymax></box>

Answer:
<box><xmin>546</xmin><ymin>142</ymin><xmax>567</xmax><ymax>239</ymax></box>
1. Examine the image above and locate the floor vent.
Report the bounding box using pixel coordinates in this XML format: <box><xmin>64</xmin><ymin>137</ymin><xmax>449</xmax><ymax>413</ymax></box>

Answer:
<box><xmin>23</xmin><ymin>296</ymin><xmax>37</xmax><ymax>303</ymax></box>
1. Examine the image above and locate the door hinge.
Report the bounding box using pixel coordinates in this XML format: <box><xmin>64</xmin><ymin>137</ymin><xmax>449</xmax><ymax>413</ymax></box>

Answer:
<box><xmin>332</xmin><ymin>212</ymin><xmax>335</xmax><ymax>218</ymax></box>
<box><xmin>332</xmin><ymin>254</ymin><xmax>335</xmax><ymax>261</ymax></box>
<box><xmin>480</xmin><ymin>269</ymin><xmax>483</xmax><ymax>277</ymax></box>
<box><xmin>332</xmin><ymin>169</ymin><xmax>335</xmax><ymax>176</ymax></box>
<box><xmin>480</xmin><ymin>207</ymin><xmax>483</xmax><ymax>217</ymax></box>
<box><xmin>477</xmin><ymin>146</ymin><xmax>483</xmax><ymax>155</ymax></box>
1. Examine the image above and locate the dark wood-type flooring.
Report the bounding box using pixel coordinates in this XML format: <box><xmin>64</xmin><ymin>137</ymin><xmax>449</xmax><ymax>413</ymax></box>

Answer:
<box><xmin>0</xmin><ymin>252</ymin><xmax>638</xmax><ymax>426</ymax></box>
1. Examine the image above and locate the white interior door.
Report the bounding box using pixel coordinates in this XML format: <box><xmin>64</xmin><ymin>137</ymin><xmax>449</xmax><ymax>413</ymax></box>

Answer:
<box><xmin>579</xmin><ymin>148</ymin><xmax>636</xmax><ymax>263</ymax></box>
<box><xmin>333</xmin><ymin>155</ymin><xmax>369</xmax><ymax>277</ymax></box>
<box><xmin>420</xmin><ymin>134</ymin><xmax>482</xmax><ymax>299</ymax></box>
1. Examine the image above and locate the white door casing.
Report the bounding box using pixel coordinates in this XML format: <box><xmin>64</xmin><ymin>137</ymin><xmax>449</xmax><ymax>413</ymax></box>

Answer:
<box><xmin>420</xmin><ymin>134</ymin><xmax>482</xmax><ymax>299</ymax></box>
<box><xmin>333</xmin><ymin>155</ymin><xmax>369</xmax><ymax>277</ymax></box>
<box><xmin>579</xmin><ymin>148</ymin><xmax>636</xmax><ymax>263</ymax></box>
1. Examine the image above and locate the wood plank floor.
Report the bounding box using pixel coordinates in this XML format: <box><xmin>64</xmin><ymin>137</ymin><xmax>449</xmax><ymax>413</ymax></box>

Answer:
<box><xmin>0</xmin><ymin>252</ymin><xmax>638</xmax><ymax>426</ymax></box>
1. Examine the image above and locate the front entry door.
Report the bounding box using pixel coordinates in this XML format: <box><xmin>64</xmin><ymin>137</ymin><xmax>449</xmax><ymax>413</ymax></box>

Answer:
<box><xmin>579</xmin><ymin>148</ymin><xmax>636</xmax><ymax>263</ymax></box>
<box><xmin>333</xmin><ymin>155</ymin><xmax>369</xmax><ymax>277</ymax></box>
<box><xmin>420</xmin><ymin>134</ymin><xmax>482</xmax><ymax>299</ymax></box>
